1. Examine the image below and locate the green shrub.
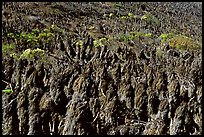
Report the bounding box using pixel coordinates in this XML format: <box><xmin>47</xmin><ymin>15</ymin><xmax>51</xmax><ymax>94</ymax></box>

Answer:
<box><xmin>159</xmin><ymin>33</ymin><xmax>175</xmax><ymax>43</ymax></box>
<box><xmin>2</xmin><ymin>44</ymin><xmax>15</xmax><ymax>53</ymax></box>
<box><xmin>20</xmin><ymin>48</ymin><xmax>45</xmax><ymax>60</ymax></box>
<box><xmin>141</xmin><ymin>12</ymin><xmax>160</xmax><ymax>26</ymax></box>
<box><xmin>167</xmin><ymin>35</ymin><xmax>201</xmax><ymax>51</ymax></box>
<box><xmin>2</xmin><ymin>89</ymin><xmax>13</xmax><ymax>93</ymax></box>
<box><xmin>2</xmin><ymin>27</ymin><xmax>54</xmax><ymax>61</ymax></box>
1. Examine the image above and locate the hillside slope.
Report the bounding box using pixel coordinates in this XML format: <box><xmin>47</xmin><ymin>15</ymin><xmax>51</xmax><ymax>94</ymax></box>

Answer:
<box><xmin>2</xmin><ymin>2</ymin><xmax>202</xmax><ymax>135</ymax></box>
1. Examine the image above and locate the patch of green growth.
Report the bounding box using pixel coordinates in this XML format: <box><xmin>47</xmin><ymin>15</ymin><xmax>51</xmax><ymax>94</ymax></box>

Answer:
<box><xmin>109</xmin><ymin>13</ymin><xmax>114</xmax><ymax>17</ymax></box>
<box><xmin>2</xmin><ymin>44</ymin><xmax>15</xmax><ymax>53</ymax></box>
<box><xmin>2</xmin><ymin>89</ymin><xmax>13</xmax><ymax>93</ymax></box>
<box><xmin>141</xmin><ymin>12</ymin><xmax>160</xmax><ymax>26</ymax></box>
<box><xmin>93</xmin><ymin>40</ymin><xmax>105</xmax><ymax>47</ymax></box>
<box><xmin>107</xmin><ymin>35</ymin><xmax>114</xmax><ymax>41</ymax></box>
<box><xmin>159</xmin><ymin>33</ymin><xmax>175</xmax><ymax>43</ymax></box>
<box><xmin>118</xmin><ymin>34</ymin><xmax>130</xmax><ymax>42</ymax></box>
<box><xmin>119</xmin><ymin>12</ymin><xmax>139</xmax><ymax>20</ymax></box>
<box><xmin>104</xmin><ymin>12</ymin><xmax>139</xmax><ymax>21</ymax></box>
<box><xmin>20</xmin><ymin>48</ymin><xmax>45</xmax><ymax>60</ymax></box>
<box><xmin>103</xmin><ymin>14</ymin><xmax>108</xmax><ymax>17</ymax></box>
<box><xmin>20</xmin><ymin>48</ymin><xmax>44</xmax><ymax>59</ymax></box>
<box><xmin>144</xmin><ymin>33</ymin><xmax>152</xmax><ymax>37</ymax></box>
<box><xmin>36</xmin><ymin>28</ymin><xmax>53</xmax><ymax>43</ymax></box>
<box><xmin>128</xmin><ymin>13</ymin><xmax>133</xmax><ymax>17</ymax></box>
<box><xmin>99</xmin><ymin>37</ymin><xmax>107</xmax><ymax>43</ymax></box>
<box><xmin>159</xmin><ymin>32</ymin><xmax>201</xmax><ymax>51</ymax></box>
<box><xmin>74</xmin><ymin>37</ymin><xmax>108</xmax><ymax>48</ymax></box>
<box><xmin>75</xmin><ymin>40</ymin><xmax>84</xmax><ymax>47</ymax></box>
<box><xmin>9</xmin><ymin>53</ymin><xmax>19</xmax><ymax>60</ymax></box>
<box><xmin>7</xmin><ymin>33</ymin><xmax>15</xmax><ymax>38</ymax></box>
<box><xmin>93</xmin><ymin>37</ymin><xmax>109</xmax><ymax>47</ymax></box>
<box><xmin>3</xmin><ymin>45</ymin><xmax>47</xmax><ymax>62</ymax></box>
<box><xmin>2</xmin><ymin>43</ymin><xmax>17</xmax><ymax>60</ymax></box>
<box><xmin>5</xmin><ymin>28</ymin><xmax>53</xmax><ymax>46</ymax></box>
<box><xmin>3</xmin><ymin>27</ymin><xmax>54</xmax><ymax>62</ymax></box>
<box><xmin>120</xmin><ymin>16</ymin><xmax>128</xmax><ymax>19</ymax></box>
<box><xmin>167</xmin><ymin>35</ymin><xmax>201</xmax><ymax>51</ymax></box>
<box><xmin>175</xmin><ymin>44</ymin><xmax>183</xmax><ymax>51</ymax></box>
<box><xmin>116</xmin><ymin>31</ymin><xmax>152</xmax><ymax>43</ymax></box>
<box><xmin>102</xmin><ymin>12</ymin><xmax>114</xmax><ymax>18</ymax></box>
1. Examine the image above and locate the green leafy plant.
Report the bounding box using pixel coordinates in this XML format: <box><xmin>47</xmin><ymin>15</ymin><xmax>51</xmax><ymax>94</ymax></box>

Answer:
<box><xmin>7</xmin><ymin>33</ymin><xmax>15</xmax><ymax>38</ymax></box>
<box><xmin>8</xmin><ymin>28</ymin><xmax>53</xmax><ymax>46</ymax></box>
<box><xmin>2</xmin><ymin>44</ymin><xmax>15</xmax><ymax>53</ymax></box>
<box><xmin>119</xmin><ymin>13</ymin><xmax>139</xmax><ymax>20</ymax></box>
<box><xmin>103</xmin><ymin>12</ymin><xmax>139</xmax><ymax>21</ymax></box>
<box><xmin>159</xmin><ymin>33</ymin><xmax>175</xmax><ymax>43</ymax></box>
<box><xmin>159</xmin><ymin>32</ymin><xmax>201</xmax><ymax>51</ymax></box>
<box><xmin>103</xmin><ymin>13</ymin><xmax>114</xmax><ymax>18</ymax></box>
<box><xmin>115</xmin><ymin>31</ymin><xmax>152</xmax><ymax>43</ymax></box>
<box><xmin>2</xmin><ymin>43</ymin><xmax>17</xmax><ymax>60</ymax></box>
<box><xmin>93</xmin><ymin>39</ymin><xmax>105</xmax><ymax>47</ymax></box>
<box><xmin>75</xmin><ymin>40</ymin><xmax>84</xmax><ymax>47</ymax></box>
<box><xmin>2</xmin><ymin>89</ymin><xmax>13</xmax><ymax>93</ymax></box>
<box><xmin>167</xmin><ymin>35</ymin><xmax>201</xmax><ymax>51</ymax></box>
<box><xmin>2</xmin><ymin>80</ymin><xmax>13</xmax><ymax>93</ymax></box>
<box><xmin>109</xmin><ymin>13</ymin><xmax>114</xmax><ymax>17</ymax></box>
<box><xmin>99</xmin><ymin>37</ymin><xmax>107</xmax><ymax>43</ymax></box>
<box><xmin>9</xmin><ymin>53</ymin><xmax>19</xmax><ymax>60</ymax></box>
<box><xmin>141</xmin><ymin>12</ymin><xmax>160</xmax><ymax>26</ymax></box>
<box><xmin>2</xmin><ymin>27</ymin><xmax>55</xmax><ymax>62</ymax></box>
<box><xmin>20</xmin><ymin>48</ymin><xmax>46</xmax><ymax>60</ymax></box>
